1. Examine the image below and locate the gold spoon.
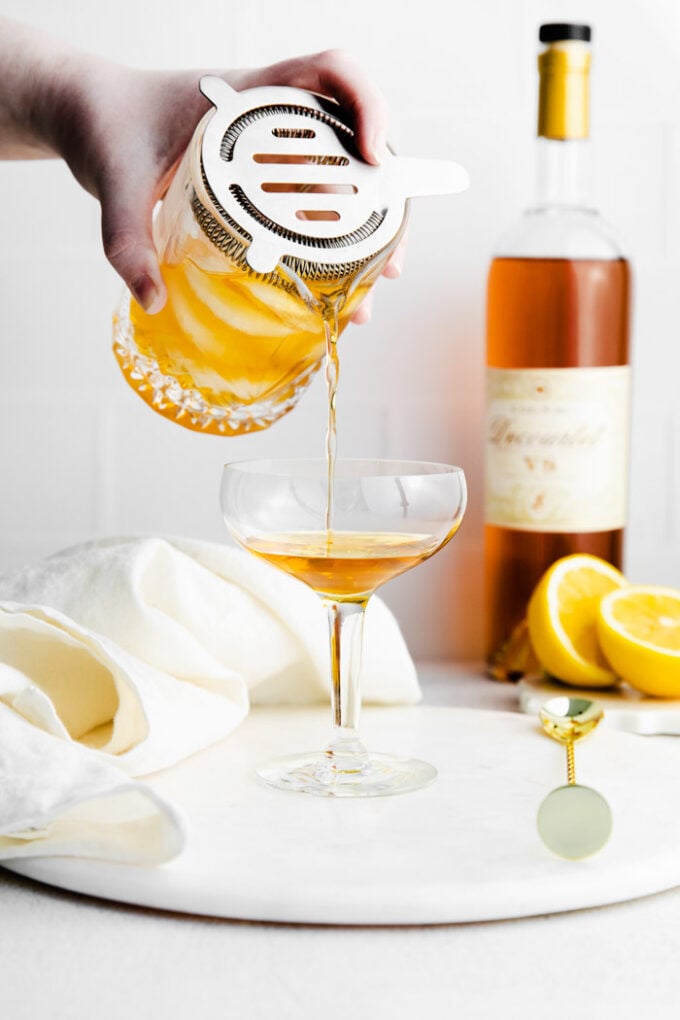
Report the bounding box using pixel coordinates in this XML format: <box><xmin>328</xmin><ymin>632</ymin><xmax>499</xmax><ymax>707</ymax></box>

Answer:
<box><xmin>537</xmin><ymin>696</ymin><xmax>613</xmax><ymax>860</ymax></box>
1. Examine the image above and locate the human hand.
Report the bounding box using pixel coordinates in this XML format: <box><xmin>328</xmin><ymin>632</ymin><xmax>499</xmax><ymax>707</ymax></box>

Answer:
<box><xmin>35</xmin><ymin>46</ymin><xmax>404</xmax><ymax>319</ymax></box>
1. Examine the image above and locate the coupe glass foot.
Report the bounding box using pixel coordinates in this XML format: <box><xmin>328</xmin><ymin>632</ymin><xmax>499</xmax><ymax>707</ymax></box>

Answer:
<box><xmin>256</xmin><ymin>751</ymin><xmax>437</xmax><ymax>798</ymax></box>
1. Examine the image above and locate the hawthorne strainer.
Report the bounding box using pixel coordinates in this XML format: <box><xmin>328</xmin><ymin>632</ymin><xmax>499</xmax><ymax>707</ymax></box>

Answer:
<box><xmin>193</xmin><ymin>75</ymin><xmax>469</xmax><ymax>279</ymax></box>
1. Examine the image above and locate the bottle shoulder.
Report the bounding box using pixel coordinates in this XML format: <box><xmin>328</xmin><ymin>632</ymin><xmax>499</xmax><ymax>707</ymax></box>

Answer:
<box><xmin>494</xmin><ymin>207</ymin><xmax>627</xmax><ymax>260</ymax></box>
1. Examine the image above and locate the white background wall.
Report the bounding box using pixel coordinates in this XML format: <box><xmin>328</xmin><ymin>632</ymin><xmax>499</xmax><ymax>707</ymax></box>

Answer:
<box><xmin>0</xmin><ymin>0</ymin><xmax>678</xmax><ymax>661</ymax></box>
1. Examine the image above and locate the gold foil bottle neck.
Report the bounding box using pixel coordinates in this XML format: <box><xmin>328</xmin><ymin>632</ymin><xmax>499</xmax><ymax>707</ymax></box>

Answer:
<box><xmin>538</xmin><ymin>40</ymin><xmax>591</xmax><ymax>140</ymax></box>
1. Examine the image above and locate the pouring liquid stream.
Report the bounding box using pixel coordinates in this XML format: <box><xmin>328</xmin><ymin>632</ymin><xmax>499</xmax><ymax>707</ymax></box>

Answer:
<box><xmin>323</xmin><ymin>299</ymin><xmax>341</xmax><ymax>542</ymax></box>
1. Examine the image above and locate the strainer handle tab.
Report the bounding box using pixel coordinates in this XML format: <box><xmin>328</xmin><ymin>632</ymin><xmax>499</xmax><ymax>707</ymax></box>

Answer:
<box><xmin>383</xmin><ymin>155</ymin><xmax>470</xmax><ymax>199</ymax></box>
<box><xmin>194</xmin><ymin>75</ymin><xmax>469</xmax><ymax>277</ymax></box>
<box><xmin>199</xmin><ymin>75</ymin><xmax>240</xmax><ymax>110</ymax></box>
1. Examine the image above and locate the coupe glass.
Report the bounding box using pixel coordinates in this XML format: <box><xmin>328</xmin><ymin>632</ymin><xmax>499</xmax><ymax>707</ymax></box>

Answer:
<box><xmin>220</xmin><ymin>458</ymin><xmax>467</xmax><ymax>797</ymax></box>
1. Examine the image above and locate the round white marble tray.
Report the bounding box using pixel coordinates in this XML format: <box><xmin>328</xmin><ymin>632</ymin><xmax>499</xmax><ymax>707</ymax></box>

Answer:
<box><xmin>6</xmin><ymin>705</ymin><xmax>680</xmax><ymax>924</ymax></box>
<box><xmin>518</xmin><ymin>674</ymin><xmax>680</xmax><ymax>735</ymax></box>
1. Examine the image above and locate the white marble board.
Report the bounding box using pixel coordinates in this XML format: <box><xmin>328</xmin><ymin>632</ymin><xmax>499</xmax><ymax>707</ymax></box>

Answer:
<box><xmin>6</xmin><ymin>704</ymin><xmax>680</xmax><ymax>924</ymax></box>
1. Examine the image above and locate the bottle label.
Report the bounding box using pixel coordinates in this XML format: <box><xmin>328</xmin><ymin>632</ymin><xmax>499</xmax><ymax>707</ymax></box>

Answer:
<box><xmin>485</xmin><ymin>366</ymin><xmax>630</xmax><ymax>532</ymax></box>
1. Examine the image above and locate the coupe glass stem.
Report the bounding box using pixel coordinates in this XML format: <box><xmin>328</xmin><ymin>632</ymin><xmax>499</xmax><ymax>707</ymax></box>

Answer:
<box><xmin>323</xmin><ymin>597</ymin><xmax>370</xmax><ymax>771</ymax></box>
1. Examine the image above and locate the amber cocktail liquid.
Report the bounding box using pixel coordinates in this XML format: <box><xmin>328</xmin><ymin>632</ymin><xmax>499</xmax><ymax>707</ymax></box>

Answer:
<box><xmin>246</xmin><ymin>530</ymin><xmax>449</xmax><ymax>601</ymax></box>
<box><xmin>115</xmin><ymin>241</ymin><xmax>371</xmax><ymax>436</ymax></box>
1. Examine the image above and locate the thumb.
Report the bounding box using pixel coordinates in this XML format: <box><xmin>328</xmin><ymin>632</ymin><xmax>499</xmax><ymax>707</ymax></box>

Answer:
<box><xmin>100</xmin><ymin>185</ymin><xmax>166</xmax><ymax>313</ymax></box>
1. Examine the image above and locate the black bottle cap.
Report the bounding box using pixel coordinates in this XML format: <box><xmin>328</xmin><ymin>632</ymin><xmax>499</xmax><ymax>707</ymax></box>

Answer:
<box><xmin>539</xmin><ymin>23</ymin><xmax>592</xmax><ymax>43</ymax></box>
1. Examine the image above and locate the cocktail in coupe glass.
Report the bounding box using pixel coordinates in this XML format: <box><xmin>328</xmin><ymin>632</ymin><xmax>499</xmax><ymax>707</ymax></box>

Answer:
<box><xmin>220</xmin><ymin>458</ymin><xmax>467</xmax><ymax>797</ymax></box>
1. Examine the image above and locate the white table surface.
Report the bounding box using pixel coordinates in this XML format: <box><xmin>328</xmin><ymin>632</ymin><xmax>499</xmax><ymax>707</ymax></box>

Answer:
<box><xmin>2</xmin><ymin>662</ymin><xmax>680</xmax><ymax>1019</ymax></box>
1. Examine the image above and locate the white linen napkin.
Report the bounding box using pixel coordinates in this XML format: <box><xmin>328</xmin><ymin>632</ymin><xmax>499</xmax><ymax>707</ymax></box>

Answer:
<box><xmin>0</xmin><ymin>536</ymin><xmax>419</xmax><ymax>864</ymax></box>
<box><xmin>0</xmin><ymin>686</ymin><xmax>185</xmax><ymax>864</ymax></box>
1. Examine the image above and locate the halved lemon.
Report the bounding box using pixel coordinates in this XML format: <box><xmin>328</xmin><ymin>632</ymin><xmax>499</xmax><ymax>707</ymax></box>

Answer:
<box><xmin>527</xmin><ymin>554</ymin><xmax>627</xmax><ymax>686</ymax></box>
<box><xmin>597</xmin><ymin>586</ymin><xmax>680</xmax><ymax>697</ymax></box>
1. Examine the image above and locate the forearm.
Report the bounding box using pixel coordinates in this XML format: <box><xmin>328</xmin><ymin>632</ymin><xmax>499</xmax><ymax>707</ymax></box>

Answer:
<box><xmin>0</xmin><ymin>17</ymin><xmax>89</xmax><ymax>159</ymax></box>
<box><xmin>0</xmin><ymin>28</ymin><xmax>392</xmax><ymax>312</ymax></box>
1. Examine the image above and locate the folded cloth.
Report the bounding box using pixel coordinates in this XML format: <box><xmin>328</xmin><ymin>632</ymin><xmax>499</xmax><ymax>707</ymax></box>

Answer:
<box><xmin>0</xmin><ymin>687</ymin><xmax>184</xmax><ymax>864</ymax></box>
<box><xmin>0</xmin><ymin>536</ymin><xmax>419</xmax><ymax>864</ymax></box>
<box><xmin>0</xmin><ymin>600</ymin><xmax>248</xmax><ymax>775</ymax></box>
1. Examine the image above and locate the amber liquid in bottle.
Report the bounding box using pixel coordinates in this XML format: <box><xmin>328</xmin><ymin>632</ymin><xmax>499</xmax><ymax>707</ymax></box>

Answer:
<box><xmin>485</xmin><ymin>256</ymin><xmax>631</xmax><ymax>676</ymax></box>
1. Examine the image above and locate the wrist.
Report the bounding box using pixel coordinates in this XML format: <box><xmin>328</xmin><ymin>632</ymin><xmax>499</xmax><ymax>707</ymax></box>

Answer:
<box><xmin>28</xmin><ymin>49</ymin><xmax>99</xmax><ymax>162</ymax></box>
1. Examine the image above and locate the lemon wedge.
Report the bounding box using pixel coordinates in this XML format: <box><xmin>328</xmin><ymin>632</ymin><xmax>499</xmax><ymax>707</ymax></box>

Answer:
<box><xmin>527</xmin><ymin>554</ymin><xmax>627</xmax><ymax>686</ymax></box>
<box><xmin>597</xmin><ymin>586</ymin><xmax>680</xmax><ymax>697</ymax></box>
